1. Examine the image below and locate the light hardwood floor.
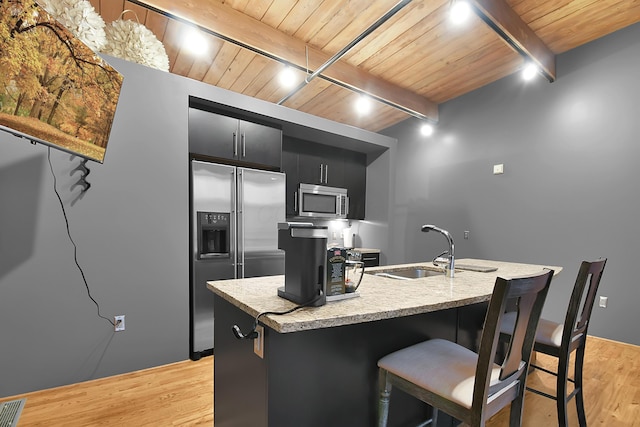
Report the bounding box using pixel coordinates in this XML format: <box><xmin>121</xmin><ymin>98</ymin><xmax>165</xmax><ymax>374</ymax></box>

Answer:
<box><xmin>487</xmin><ymin>336</ymin><xmax>640</xmax><ymax>427</ymax></box>
<box><xmin>2</xmin><ymin>359</ymin><xmax>214</xmax><ymax>426</ymax></box>
<box><xmin>1</xmin><ymin>336</ymin><xmax>638</xmax><ymax>426</ymax></box>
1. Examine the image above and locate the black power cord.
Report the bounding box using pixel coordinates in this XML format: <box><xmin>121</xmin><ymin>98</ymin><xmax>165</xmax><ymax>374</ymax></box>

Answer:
<box><xmin>232</xmin><ymin>291</ymin><xmax>324</xmax><ymax>340</ymax></box>
<box><xmin>48</xmin><ymin>148</ymin><xmax>114</xmax><ymax>327</ymax></box>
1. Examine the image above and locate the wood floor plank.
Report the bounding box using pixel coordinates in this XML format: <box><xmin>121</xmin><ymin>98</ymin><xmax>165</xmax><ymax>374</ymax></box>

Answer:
<box><xmin>1</xmin><ymin>336</ymin><xmax>638</xmax><ymax>426</ymax></box>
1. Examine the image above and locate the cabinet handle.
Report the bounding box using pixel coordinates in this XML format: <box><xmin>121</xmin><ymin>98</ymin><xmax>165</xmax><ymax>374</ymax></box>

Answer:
<box><xmin>319</xmin><ymin>164</ymin><xmax>324</xmax><ymax>183</ymax></box>
<box><xmin>324</xmin><ymin>164</ymin><xmax>329</xmax><ymax>184</ymax></box>
<box><xmin>233</xmin><ymin>131</ymin><xmax>238</xmax><ymax>157</ymax></box>
<box><xmin>294</xmin><ymin>191</ymin><xmax>298</xmax><ymax>213</ymax></box>
<box><xmin>241</xmin><ymin>133</ymin><xmax>246</xmax><ymax>158</ymax></box>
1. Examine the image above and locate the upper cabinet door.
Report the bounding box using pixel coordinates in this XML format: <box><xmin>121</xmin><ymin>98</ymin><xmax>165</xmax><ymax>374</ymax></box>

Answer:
<box><xmin>281</xmin><ymin>149</ymin><xmax>299</xmax><ymax>217</ymax></box>
<box><xmin>189</xmin><ymin>108</ymin><xmax>238</xmax><ymax>160</ymax></box>
<box><xmin>342</xmin><ymin>150</ymin><xmax>366</xmax><ymax>220</ymax></box>
<box><xmin>239</xmin><ymin>121</ymin><xmax>282</xmax><ymax>169</ymax></box>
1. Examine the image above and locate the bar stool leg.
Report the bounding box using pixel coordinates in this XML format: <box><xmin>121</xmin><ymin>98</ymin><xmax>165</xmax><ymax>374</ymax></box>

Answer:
<box><xmin>575</xmin><ymin>346</ymin><xmax>587</xmax><ymax>427</ymax></box>
<box><xmin>557</xmin><ymin>352</ymin><xmax>571</xmax><ymax>427</ymax></box>
<box><xmin>378</xmin><ymin>369</ymin><xmax>391</xmax><ymax>427</ymax></box>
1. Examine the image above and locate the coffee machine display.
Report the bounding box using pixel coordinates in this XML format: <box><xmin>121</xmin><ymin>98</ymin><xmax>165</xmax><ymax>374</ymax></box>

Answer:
<box><xmin>277</xmin><ymin>222</ymin><xmax>328</xmax><ymax>307</ymax></box>
<box><xmin>196</xmin><ymin>212</ymin><xmax>230</xmax><ymax>259</ymax></box>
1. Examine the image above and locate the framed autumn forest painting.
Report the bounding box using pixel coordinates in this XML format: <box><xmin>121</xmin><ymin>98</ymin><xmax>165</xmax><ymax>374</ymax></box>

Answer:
<box><xmin>0</xmin><ymin>0</ymin><xmax>123</xmax><ymax>163</ymax></box>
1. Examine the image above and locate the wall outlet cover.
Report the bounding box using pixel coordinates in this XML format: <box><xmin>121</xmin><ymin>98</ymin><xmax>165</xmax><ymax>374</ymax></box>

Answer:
<box><xmin>114</xmin><ymin>315</ymin><xmax>125</xmax><ymax>331</ymax></box>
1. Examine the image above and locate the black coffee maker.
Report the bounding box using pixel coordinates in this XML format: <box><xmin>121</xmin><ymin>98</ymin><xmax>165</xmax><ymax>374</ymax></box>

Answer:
<box><xmin>277</xmin><ymin>222</ymin><xmax>328</xmax><ymax>307</ymax></box>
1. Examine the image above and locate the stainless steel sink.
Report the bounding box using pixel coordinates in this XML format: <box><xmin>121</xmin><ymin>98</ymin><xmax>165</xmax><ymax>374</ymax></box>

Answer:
<box><xmin>368</xmin><ymin>266</ymin><xmax>449</xmax><ymax>280</ymax></box>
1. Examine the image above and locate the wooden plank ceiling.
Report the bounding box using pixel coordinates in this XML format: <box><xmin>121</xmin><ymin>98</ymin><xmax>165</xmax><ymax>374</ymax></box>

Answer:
<box><xmin>88</xmin><ymin>0</ymin><xmax>640</xmax><ymax>133</ymax></box>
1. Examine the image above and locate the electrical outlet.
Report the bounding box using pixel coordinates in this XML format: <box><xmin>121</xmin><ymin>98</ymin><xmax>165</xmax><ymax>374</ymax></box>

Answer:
<box><xmin>114</xmin><ymin>315</ymin><xmax>125</xmax><ymax>331</ymax></box>
<box><xmin>598</xmin><ymin>296</ymin><xmax>608</xmax><ymax>308</ymax></box>
<box><xmin>254</xmin><ymin>325</ymin><xmax>264</xmax><ymax>358</ymax></box>
<box><xmin>464</xmin><ymin>230</ymin><xmax>470</xmax><ymax>240</ymax></box>
<box><xmin>493</xmin><ymin>164</ymin><xmax>504</xmax><ymax>175</ymax></box>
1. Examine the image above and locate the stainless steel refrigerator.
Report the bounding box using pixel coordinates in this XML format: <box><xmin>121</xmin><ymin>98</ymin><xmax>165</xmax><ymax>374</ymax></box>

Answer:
<box><xmin>190</xmin><ymin>160</ymin><xmax>285</xmax><ymax>359</ymax></box>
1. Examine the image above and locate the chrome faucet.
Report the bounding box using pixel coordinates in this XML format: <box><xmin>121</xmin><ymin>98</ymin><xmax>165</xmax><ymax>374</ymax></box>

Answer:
<box><xmin>421</xmin><ymin>224</ymin><xmax>455</xmax><ymax>278</ymax></box>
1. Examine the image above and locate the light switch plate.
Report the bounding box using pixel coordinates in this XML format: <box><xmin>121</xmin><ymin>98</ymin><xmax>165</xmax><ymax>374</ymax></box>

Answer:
<box><xmin>493</xmin><ymin>164</ymin><xmax>504</xmax><ymax>175</ymax></box>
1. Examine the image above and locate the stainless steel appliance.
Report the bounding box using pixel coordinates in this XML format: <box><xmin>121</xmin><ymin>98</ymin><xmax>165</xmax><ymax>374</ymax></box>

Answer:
<box><xmin>297</xmin><ymin>183</ymin><xmax>348</xmax><ymax>219</ymax></box>
<box><xmin>190</xmin><ymin>160</ymin><xmax>285</xmax><ymax>359</ymax></box>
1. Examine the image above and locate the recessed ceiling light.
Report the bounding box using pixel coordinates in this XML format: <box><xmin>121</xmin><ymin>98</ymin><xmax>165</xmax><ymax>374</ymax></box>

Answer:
<box><xmin>183</xmin><ymin>29</ymin><xmax>208</xmax><ymax>56</ymax></box>
<box><xmin>450</xmin><ymin>0</ymin><xmax>472</xmax><ymax>25</ymax></box>
<box><xmin>278</xmin><ymin>66</ymin><xmax>297</xmax><ymax>88</ymax></box>
<box><xmin>522</xmin><ymin>63</ymin><xmax>539</xmax><ymax>81</ymax></box>
<box><xmin>420</xmin><ymin>123</ymin><xmax>434</xmax><ymax>137</ymax></box>
<box><xmin>355</xmin><ymin>95</ymin><xmax>372</xmax><ymax>115</ymax></box>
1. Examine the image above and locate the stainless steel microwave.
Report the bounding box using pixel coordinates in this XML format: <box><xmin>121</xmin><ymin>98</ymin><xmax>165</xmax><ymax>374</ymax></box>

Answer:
<box><xmin>297</xmin><ymin>183</ymin><xmax>349</xmax><ymax>219</ymax></box>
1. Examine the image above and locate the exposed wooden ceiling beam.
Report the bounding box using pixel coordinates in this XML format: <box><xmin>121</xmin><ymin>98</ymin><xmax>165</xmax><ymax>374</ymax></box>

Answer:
<box><xmin>132</xmin><ymin>0</ymin><xmax>439</xmax><ymax>122</ymax></box>
<box><xmin>470</xmin><ymin>0</ymin><xmax>556</xmax><ymax>81</ymax></box>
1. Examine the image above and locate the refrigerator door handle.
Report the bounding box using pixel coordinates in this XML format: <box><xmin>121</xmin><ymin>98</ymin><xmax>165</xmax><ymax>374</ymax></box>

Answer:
<box><xmin>230</xmin><ymin>168</ymin><xmax>239</xmax><ymax>278</ymax></box>
<box><xmin>236</xmin><ymin>170</ymin><xmax>244</xmax><ymax>278</ymax></box>
<box><xmin>233</xmin><ymin>131</ymin><xmax>238</xmax><ymax>157</ymax></box>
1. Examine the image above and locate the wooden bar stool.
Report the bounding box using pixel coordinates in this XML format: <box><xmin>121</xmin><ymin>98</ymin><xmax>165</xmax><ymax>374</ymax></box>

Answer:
<box><xmin>377</xmin><ymin>269</ymin><xmax>554</xmax><ymax>427</ymax></box>
<box><xmin>500</xmin><ymin>258</ymin><xmax>607</xmax><ymax>427</ymax></box>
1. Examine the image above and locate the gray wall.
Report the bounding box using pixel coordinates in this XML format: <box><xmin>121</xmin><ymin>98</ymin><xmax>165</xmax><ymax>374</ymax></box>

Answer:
<box><xmin>0</xmin><ymin>55</ymin><xmax>393</xmax><ymax>397</ymax></box>
<box><xmin>381</xmin><ymin>22</ymin><xmax>640</xmax><ymax>345</ymax></box>
<box><xmin>0</xmin><ymin>59</ymin><xmax>192</xmax><ymax>397</ymax></box>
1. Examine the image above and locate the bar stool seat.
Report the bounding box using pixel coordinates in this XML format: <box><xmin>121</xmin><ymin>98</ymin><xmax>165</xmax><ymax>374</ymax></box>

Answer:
<box><xmin>502</xmin><ymin>312</ymin><xmax>566</xmax><ymax>348</ymax></box>
<box><xmin>379</xmin><ymin>338</ymin><xmax>519</xmax><ymax>409</ymax></box>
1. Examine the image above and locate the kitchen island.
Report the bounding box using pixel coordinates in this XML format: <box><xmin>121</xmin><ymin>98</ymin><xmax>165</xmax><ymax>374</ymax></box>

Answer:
<box><xmin>208</xmin><ymin>259</ymin><xmax>560</xmax><ymax>427</ymax></box>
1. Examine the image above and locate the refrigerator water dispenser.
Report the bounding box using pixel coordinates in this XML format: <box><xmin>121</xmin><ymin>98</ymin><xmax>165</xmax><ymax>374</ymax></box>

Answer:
<box><xmin>197</xmin><ymin>212</ymin><xmax>230</xmax><ymax>259</ymax></box>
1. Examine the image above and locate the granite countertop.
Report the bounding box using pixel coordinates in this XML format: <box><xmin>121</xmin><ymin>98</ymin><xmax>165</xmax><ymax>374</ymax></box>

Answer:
<box><xmin>207</xmin><ymin>258</ymin><xmax>561</xmax><ymax>334</ymax></box>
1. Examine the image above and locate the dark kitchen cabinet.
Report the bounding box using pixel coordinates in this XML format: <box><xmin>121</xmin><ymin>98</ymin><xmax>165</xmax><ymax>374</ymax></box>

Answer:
<box><xmin>343</xmin><ymin>149</ymin><xmax>366</xmax><ymax>220</ymax></box>
<box><xmin>281</xmin><ymin>149</ymin><xmax>299</xmax><ymax>217</ymax></box>
<box><xmin>283</xmin><ymin>137</ymin><xmax>366</xmax><ymax>220</ymax></box>
<box><xmin>189</xmin><ymin>107</ymin><xmax>282</xmax><ymax>169</ymax></box>
<box><xmin>297</xmin><ymin>142</ymin><xmax>345</xmax><ymax>187</ymax></box>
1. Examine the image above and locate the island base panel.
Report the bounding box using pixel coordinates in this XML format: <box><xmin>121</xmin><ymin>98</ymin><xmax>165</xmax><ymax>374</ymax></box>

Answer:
<box><xmin>212</xmin><ymin>296</ymin><xmax>486</xmax><ymax>426</ymax></box>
